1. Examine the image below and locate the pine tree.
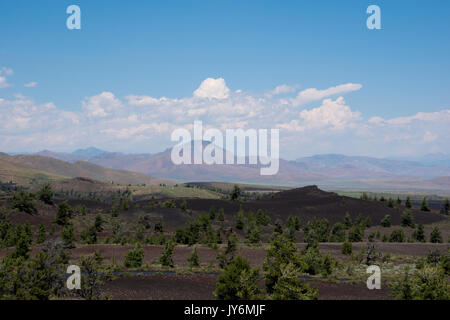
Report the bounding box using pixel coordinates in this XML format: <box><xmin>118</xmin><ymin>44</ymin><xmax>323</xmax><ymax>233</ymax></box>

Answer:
<box><xmin>380</xmin><ymin>214</ymin><xmax>391</xmax><ymax>227</ymax></box>
<box><xmin>430</xmin><ymin>227</ymin><xmax>443</xmax><ymax>243</ymax></box>
<box><xmin>38</xmin><ymin>183</ymin><xmax>54</xmax><ymax>205</ymax></box>
<box><xmin>440</xmin><ymin>199</ymin><xmax>449</xmax><ymax>215</ymax></box>
<box><xmin>94</xmin><ymin>215</ymin><xmax>103</xmax><ymax>232</ymax></box>
<box><xmin>159</xmin><ymin>241</ymin><xmax>175</xmax><ymax>267</ymax></box>
<box><xmin>401</xmin><ymin>210</ymin><xmax>415</xmax><ymax>228</ymax></box>
<box><xmin>235</xmin><ymin>209</ymin><xmax>245</xmax><ymax>230</ymax></box>
<box><xmin>55</xmin><ymin>201</ymin><xmax>73</xmax><ymax>226</ymax></box>
<box><xmin>230</xmin><ymin>185</ymin><xmax>241</xmax><ymax>201</ymax></box>
<box><xmin>343</xmin><ymin>212</ymin><xmax>352</xmax><ymax>229</ymax></box>
<box><xmin>124</xmin><ymin>244</ymin><xmax>145</xmax><ymax>268</ymax></box>
<box><xmin>62</xmin><ymin>223</ymin><xmax>76</xmax><ymax>248</ymax></box>
<box><xmin>217</xmin><ymin>208</ymin><xmax>225</xmax><ymax>222</ymax></box>
<box><xmin>215</xmin><ymin>255</ymin><xmax>261</xmax><ymax>300</ymax></box>
<box><xmin>421</xmin><ymin>197</ymin><xmax>430</xmax><ymax>212</ymax></box>
<box><xmin>342</xmin><ymin>241</ymin><xmax>352</xmax><ymax>255</ymax></box>
<box><xmin>36</xmin><ymin>223</ymin><xmax>46</xmax><ymax>244</ymax></box>
<box><xmin>187</xmin><ymin>247</ymin><xmax>200</xmax><ymax>267</ymax></box>
<box><xmin>387</xmin><ymin>198</ymin><xmax>395</xmax><ymax>208</ymax></box>
<box><xmin>413</xmin><ymin>223</ymin><xmax>426</xmax><ymax>242</ymax></box>
<box><xmin>405</xmin><ymin>196</ymin><xmax>412</xmax><ymax>208</ymax></box>
<box><xmin>180</xmin><ymin>200</ymin><xmax>187</xmax><ymax>212</ymax></box>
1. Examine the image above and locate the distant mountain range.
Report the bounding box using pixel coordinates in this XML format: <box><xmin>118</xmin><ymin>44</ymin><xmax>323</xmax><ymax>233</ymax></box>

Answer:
<box><xmin>28</xmin><ymin>146</ymin><xmax>450</xmax><ymax>194</ymax></box>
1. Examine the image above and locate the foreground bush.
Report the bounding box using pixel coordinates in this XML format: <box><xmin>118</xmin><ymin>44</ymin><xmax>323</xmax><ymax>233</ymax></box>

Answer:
<box><xmin>391</xmin><ymin>267</ymin><xmax>449</xmax><ymax>300</ymax></box>
<box><xmin>269</xmin><ymin>263</ymin><xmax>318</xmax><ymax>300</ymax></box>
<box><xmin>215</xmin><ymin>255</ymin><xmax>261</xmax><ymax>300</ymax></box>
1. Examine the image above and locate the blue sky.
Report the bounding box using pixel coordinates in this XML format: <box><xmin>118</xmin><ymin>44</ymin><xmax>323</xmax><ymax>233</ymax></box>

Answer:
<box><xmin>0</xmin><ymin>0</ymin><xmax>449</xmax><ymax>158</ymax></box>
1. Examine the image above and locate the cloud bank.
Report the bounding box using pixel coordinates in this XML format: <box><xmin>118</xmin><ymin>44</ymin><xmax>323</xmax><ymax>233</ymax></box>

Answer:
<box><xmin>0</xmin><ymin>77</ymin><xmax>448</xmax><ymax>159</ymax></box>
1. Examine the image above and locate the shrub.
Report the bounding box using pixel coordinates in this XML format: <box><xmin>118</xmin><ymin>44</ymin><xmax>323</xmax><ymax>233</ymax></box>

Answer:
<box><xmin>299</xmin><ymin>246</ymin><xmax>335</xmax><ymax>276</ymax></box>
<box><xmin>391</xmin><ymin>267</ymin><xmax>449</xmax><ymax>300</ymax></box>
<box><xmin>11</xmin><ymin>190</ymin><xmax>36</xmax><ymax>214</ymax></box>
<box><xmin>124</xmin><ymin>244</ymin><xmax>145</xmax><ymax>268</ymax></box>
<box><xmin>263</xmin><ymin>235</ymin><xmax>300</xmax><ymax>293</ymax></box>
<box><xmin>154</xmin><ymin>219</ymin><xmax>164</xmax><ymax>233</ymax></box>
<box><xmin>246</xmin><ymin>224</ymin><xmax>262</xmax><ymax>245</ymax></box>
<box><xmin>256</xmin><ymin>209</ymin><xmax>270</xmax><ymax>226</ymax></box>
<box><xmin>161</xmin><ymin>200</ymin><xmax>176</xmax><ymax>208</ymax></box>
<box><xmin>38</xmin><ymin>183</ymin><xmax>53</xmax><ymax>205</ymax></box>
<box><xmin>36</xmin><ymin>223</ymin><xmax>46</xmax><ymax>244</ymax></box>
<box><xmin>286</xmin><ymin>216</ymin><xmax>300</xmax><ymax>231</ymax></box>
<box><xmin>303</xmin><ymin>218</ymin><xmax>331</xmax><ymax>243</ymax></box>
<box><xmin>81</xmin><ymin>226</ymin><xmax>97</xmax><ymax>244</ymax></box>
<box><xmin>330</xmin><ymin>223</ymin><xmax>346</xmax><ymax>242</ymax></box>
<box><xmin>389</xmin><ymin>228</ymin><xmax>405</xmax><ymax>243</ymax></box>
<box><xmin>269</xmin><ymin>263</ymin><xmax>318</xmax><ymax>300</ymax></box>
<box><xmin>55</xmin><ymin>201</ymin><xmax>73</xmax><ymax>226</ymax></box>
<box><xmin>401</xmin><ymin>210</ymin><xmax>415</xmax><ymax>228</ymax></box>
<box><xmin>348</xmin><ymin>225</ymin><xmax>364</xmax><ymax>242</ymax></box>
<box><xmin>342</xmin><ymin>241</ymin><xmax>352</xmax><ymax>255</ymax></box>
<box><xmin>380</xmin><ymin>214</ymin><xmax>391</xmax><ymax>227</ymax></box>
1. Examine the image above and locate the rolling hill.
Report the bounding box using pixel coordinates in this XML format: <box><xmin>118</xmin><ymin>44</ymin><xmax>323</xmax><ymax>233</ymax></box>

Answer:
<box><xmin>0</xmin><ymin>156</ymin><xmax>67</xmax><ymax>187</ymax></box>
<box><xmin>0</xmin><ymin>153</ymin><xmax>171</xmax><ymax>186</ymax></box>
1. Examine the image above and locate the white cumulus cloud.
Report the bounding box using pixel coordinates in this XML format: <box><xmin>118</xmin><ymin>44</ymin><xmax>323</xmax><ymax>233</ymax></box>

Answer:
<box><xmin>289</xmin><ymin>83</ymin><xmax>362</xmax><ymax>106</ymax></box>
<box><xmin>193</xmin><ymin>77</ymin><xmax>230</xmax><ymax>99</ymax></box>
